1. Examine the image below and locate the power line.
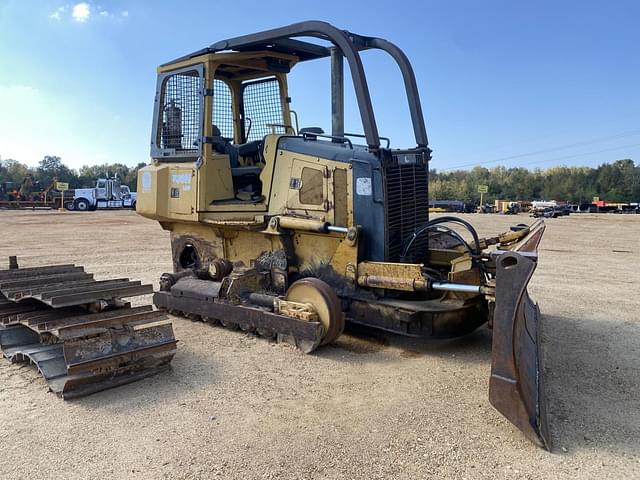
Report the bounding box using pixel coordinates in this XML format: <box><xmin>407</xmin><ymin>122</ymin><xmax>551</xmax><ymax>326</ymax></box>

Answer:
<box><xmin>439</xmin><ymin>142</ymin><xmax>640</xmax><ymax>172</ymax></box>
<box><xmin>438</xmin><ymin>110</ymin><xmax>640</xmax><ymax>159</ymax></box>
<box><xmin>505</xmin><ymin>142</ymin><xmax>640</xmax><ymax>169</ymax></box>
<box><xmin>441</xmin><ymin>129</ymin><xmax>640</xmax><ymax>170</ymax></box>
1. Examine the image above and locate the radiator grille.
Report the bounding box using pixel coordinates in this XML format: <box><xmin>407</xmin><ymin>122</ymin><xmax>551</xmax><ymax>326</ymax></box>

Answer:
<box><xmin>384</xmin><ymin>151</ymin><xmax>429</xmax><ymax>263</ymax></box>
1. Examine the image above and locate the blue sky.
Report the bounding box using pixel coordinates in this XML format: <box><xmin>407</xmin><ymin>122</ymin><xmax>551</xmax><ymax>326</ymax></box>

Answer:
<box><xmin>0</xmin><ymin>0</ymin><xmax>639</xmax><ymax>171</ymax></box>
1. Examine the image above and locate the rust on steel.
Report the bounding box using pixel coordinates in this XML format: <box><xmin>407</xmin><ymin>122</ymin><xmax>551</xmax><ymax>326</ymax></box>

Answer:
<box><xmin>489</xmin><ymin>250</ymin><xmax>549</xmax><ymax>448</ymax></box>
<box><xmin>0</xmin><ymin>258</ymin><xmax>177</xmax><ymax>399</ymax></box>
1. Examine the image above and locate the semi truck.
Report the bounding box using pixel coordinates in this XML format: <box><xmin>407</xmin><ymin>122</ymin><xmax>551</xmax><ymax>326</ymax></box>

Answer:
<box><xmin>67</xmin><ymin>177</ymin><xmax>137</xmax><ymax>211</ymax></box>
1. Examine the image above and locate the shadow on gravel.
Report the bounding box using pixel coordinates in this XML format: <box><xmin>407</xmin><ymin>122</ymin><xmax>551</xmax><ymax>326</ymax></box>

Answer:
<box><xmin>330</xmin><ymin>312</ymin><xmax>640</xmax><ymax>455</ymax></box>
<box><xmin>543</xmin><ymin>314</ymin><xmax>640</xmax><ymax>453</ymax></box>
<box><xmin>67</xmin><ymin>347</ymin><xmax>221</xmax><ymax>414</ymax></box>
<box><xmin>327</xmin><ymin>321</ymin><xmax>493</xmax><ymax>362</ymax></box>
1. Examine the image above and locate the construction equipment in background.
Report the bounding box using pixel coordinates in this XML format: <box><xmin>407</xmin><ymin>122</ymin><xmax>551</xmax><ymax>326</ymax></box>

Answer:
<box><xmin>41</xmin><ymin>176</ymin><xmax>61</xmax><ymax>202</ymax></box>
<box><xmin>476</xmin><ymin>203</ymin><xmax>496</xmax><ymax>213</ymax></box>
<box><xmin>1</xmin><ymin>175</ymin><xmax>44</xmax><ymax>202</ymax></box>
<box><xmin>0</xmin><ymin>176</ymin><xmax>60</xmax><ymax>209</ymax></box>
<box><xmin>18</xmin><ymin>174</ymin><xmax>36</xmax><ymax>199</ymax></box>
<box><xmin>64</xmin><ymin>177</ymin><xmax>137</xmax><ymax>211</ymax></box>
<box><xmin>494</xmin><ymin>200</ymin><xmax>522</xmax><ymax>215</ymax></box>
<box><xmin>0</xmin><ymin>181</ymin><xmax>20</xmax><ymax>201</ymax></box>
<box><xmin>0</xmin><ymin>257</ymin><xmax>176</xmax><ymax>398</ymax></box>
<box><xmin>137</xmin><ymin>21</ymin><xmax>549</xmax><ymax>448</ymax></box>
<box><xmin>0</xmin><ymin>176</ymin><xmax>136</xmax><ymax>211</ymax></box>
<box><xmin>495</xmin><ymin>200</ymin><xmax>520</xmax><ymax>214</ymax></box>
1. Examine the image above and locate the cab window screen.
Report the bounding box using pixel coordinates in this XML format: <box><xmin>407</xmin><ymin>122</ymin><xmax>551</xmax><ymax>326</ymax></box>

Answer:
<box><xmin>213</xmin><ymin>79</ymin><xmax>234</xmax><ymax>139</ymax></box>
<box><xmin>159</xmin><ymin>70</ymin><xmax>202</xmax><ymax>153</ymax></box>
<box><xmin>242</xmin><ymin>77</ymin><xmax>284</xmax><ymax>142</ymax></box>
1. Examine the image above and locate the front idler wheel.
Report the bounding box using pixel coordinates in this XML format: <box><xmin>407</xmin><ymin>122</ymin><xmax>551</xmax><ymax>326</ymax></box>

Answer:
<box><xmin>284</xmin><ymin>277</ymin><xmax>345</xmax><ymax>347</ymax></box>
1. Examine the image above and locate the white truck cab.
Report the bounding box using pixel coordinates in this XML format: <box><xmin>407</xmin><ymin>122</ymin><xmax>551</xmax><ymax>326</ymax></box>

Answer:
<box><xmin>71</xmin><ymin>177</ymin><xmax>137</xmax><ymax>211</ymax></box>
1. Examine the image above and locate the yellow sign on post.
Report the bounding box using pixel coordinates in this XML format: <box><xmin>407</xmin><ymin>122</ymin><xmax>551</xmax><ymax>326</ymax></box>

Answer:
<box><xmin>56</xmin><ymin>182</ymin><xmax>69</xmax><ymax>211</ymax></box>
<box><xmin>477</xmin><ymin>185</ymin><xmax>489</xmax><ymax>208</ymax></box>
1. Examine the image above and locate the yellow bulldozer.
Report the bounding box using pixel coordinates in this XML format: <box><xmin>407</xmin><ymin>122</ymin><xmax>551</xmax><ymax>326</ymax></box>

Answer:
<box><xmin>137</xmin><ymin>21</ymin><xmax>548</xmax><ymax>448</ymax></box>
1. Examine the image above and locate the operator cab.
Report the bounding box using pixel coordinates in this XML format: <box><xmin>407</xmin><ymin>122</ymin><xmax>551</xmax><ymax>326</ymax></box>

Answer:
<box><xmin>153</xmin><ymin>57</ymin><xmax>295</xmax><ymax>203</ymax></box>
<box><xmin>148</xmin><ymin>20</ymin><xmax>430</xmax><ymax>219</ymax></box>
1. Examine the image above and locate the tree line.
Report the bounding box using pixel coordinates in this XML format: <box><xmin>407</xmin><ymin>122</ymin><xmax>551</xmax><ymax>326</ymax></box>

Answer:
<box><xmin>430</xmin><ymin>159</ymin><xmax>640</xmax><ymax>204</ymax></box>
<box><xmin>2</xmin><ymin>155</ymin><xmax>638</xmax><ymax>203</ymax></box>
<box><xmin>0</xmin><ymin>156</ymin><xmax>145</xmax><ymax>191</ymax></box>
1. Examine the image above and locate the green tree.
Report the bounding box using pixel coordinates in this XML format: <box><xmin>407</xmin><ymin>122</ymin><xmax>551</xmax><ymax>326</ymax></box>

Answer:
<box><xmin>429</xmin><ymin>159</ymin><xmax>639</xmax><ymax>204</ymax></box>
<box><xmin>36</xmin><ymin>155</ymin><xmax>76</xmax><ymax>188</ymax></box>
<box><xmin>0</xmin><ymin>159</ymin><xmax>32</xmax><ymax>183</ymax></box>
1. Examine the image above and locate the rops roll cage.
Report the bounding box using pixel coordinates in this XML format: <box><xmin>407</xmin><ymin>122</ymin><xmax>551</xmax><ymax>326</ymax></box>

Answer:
<box><xmin>171</xmin><ymin>21</ymin><xmax>429</xmax><ymax>153</ymax></box>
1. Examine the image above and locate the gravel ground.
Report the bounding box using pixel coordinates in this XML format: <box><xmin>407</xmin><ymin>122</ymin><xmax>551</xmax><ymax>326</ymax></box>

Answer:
<box><xmin>0</xmin><ymin>209</ymin><xmax>638</xmax><ymax>479</ymax></box>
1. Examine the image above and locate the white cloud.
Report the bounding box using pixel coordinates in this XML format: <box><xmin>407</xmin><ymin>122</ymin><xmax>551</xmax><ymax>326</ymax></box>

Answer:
<box><xmin>48</xmin><ymin>3</ymin><xmax>128</xmax><ymax>23</ymax></box>
<box><xmin>72</xmin><ymin>3</ymin><xmax>91</xmax><ymax>23</ymax></box>
<box><xmin>49</xmin><ymin>6</ymin><xmax>66</xmax><ymax>21</ymax></box>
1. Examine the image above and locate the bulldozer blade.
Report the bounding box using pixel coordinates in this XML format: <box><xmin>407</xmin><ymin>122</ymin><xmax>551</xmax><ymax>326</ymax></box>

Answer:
<box><xmin>490</xmin><ymin>249</ymin><xmax>550</xmax><ymax>449</ymax></box>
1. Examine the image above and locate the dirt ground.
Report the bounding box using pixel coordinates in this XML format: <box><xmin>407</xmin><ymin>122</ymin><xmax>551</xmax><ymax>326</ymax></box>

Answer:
<box><xmin>0</xmin><ymin>210</ymin><xmax>638</xmax><ymax>479</ymax></box>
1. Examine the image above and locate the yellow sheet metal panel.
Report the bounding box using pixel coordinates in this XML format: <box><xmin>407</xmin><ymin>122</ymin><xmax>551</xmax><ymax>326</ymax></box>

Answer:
<box><xmin>223</xmin><ymin>231</ymin><xmax>276</xmax><ymax>266</ymax></box>
<box><xmin>267</xmin><ymin>148</ymin><xmax>353</xmax><ymax>227</ymax></box>
<box><xmin>169</xmin><ymin>167</ymin><xmax>196</xmax><ymax>217</ymax></box>
<box><xmin>292</xmin><ymin>232</ymin><xmax>342</xmax><ymax>273</ymax></box>
<box><xmin>136</xmin><ymin>164</ymin><xmax>169</xmax><ymax>220</ymax></box>
<box><xmin>258</xmin><ymin>134</ymin><xmax>279</xmax><ymax>198</ymax></box>
<box><xmin>170</xmin><ymin>221</ymin><xmax>290</xmax><ymax>270</ymax></box>
<box><xmin>197</xmin><ymin>154</ymin><xmax>235</xmax><ymax>208</ymax></box>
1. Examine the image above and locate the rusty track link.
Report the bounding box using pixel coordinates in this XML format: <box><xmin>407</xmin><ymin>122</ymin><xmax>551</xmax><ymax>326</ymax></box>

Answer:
<box><xmin>0</xmin><ymin>259</ymin><xmax>177</xmax><ymax>398</ymax></box>
<box><xmin>154</xmin><ymin>290</ymin><xmax>325</xmax><ymax>353</ymax></box>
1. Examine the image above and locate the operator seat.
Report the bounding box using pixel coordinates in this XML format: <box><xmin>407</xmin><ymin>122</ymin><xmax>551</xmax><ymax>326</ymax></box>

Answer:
<box><xmin>211</xmin><ymin>124</ymin><xmax>263</xmax><ymax>197</ymax></box>
<box><xmin>211</xmin><ymin>125</ymin><xmax>239</xmax><ymax>167</ymax></box>
<box><xmin>211</xmin><ymin>124</ymin><xmax>262</xmax><ymax>170</ymax></box>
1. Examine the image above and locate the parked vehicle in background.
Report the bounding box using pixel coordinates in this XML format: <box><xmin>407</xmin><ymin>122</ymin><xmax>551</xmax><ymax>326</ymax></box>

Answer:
<box><xmin>531</xmin><ymin>200</ymin><xmax>557</xmax><ymax>211</ymax></box>
<box><xmin>476</xmin><ymin>203</ymin><xmax>496</xmax><ymax>213</ymax></box>
<box><xmin>531</xmin><ymin>206</ymin><xmax>570</xmax><ymax>218</ymax></box>
<box><xmin>613</xmin><ymin>204</ymin><xmax>639</xmax><ymax>214</ymax></box>
<box><xmin>67</xmin><ymin>177</ymin><xmax>137</xmax><ymax>211</ymax></box>
<box><xmin>575</xmin><ymin>203</ymin><xmax>596</xmax><ymax>212</ymax></box>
